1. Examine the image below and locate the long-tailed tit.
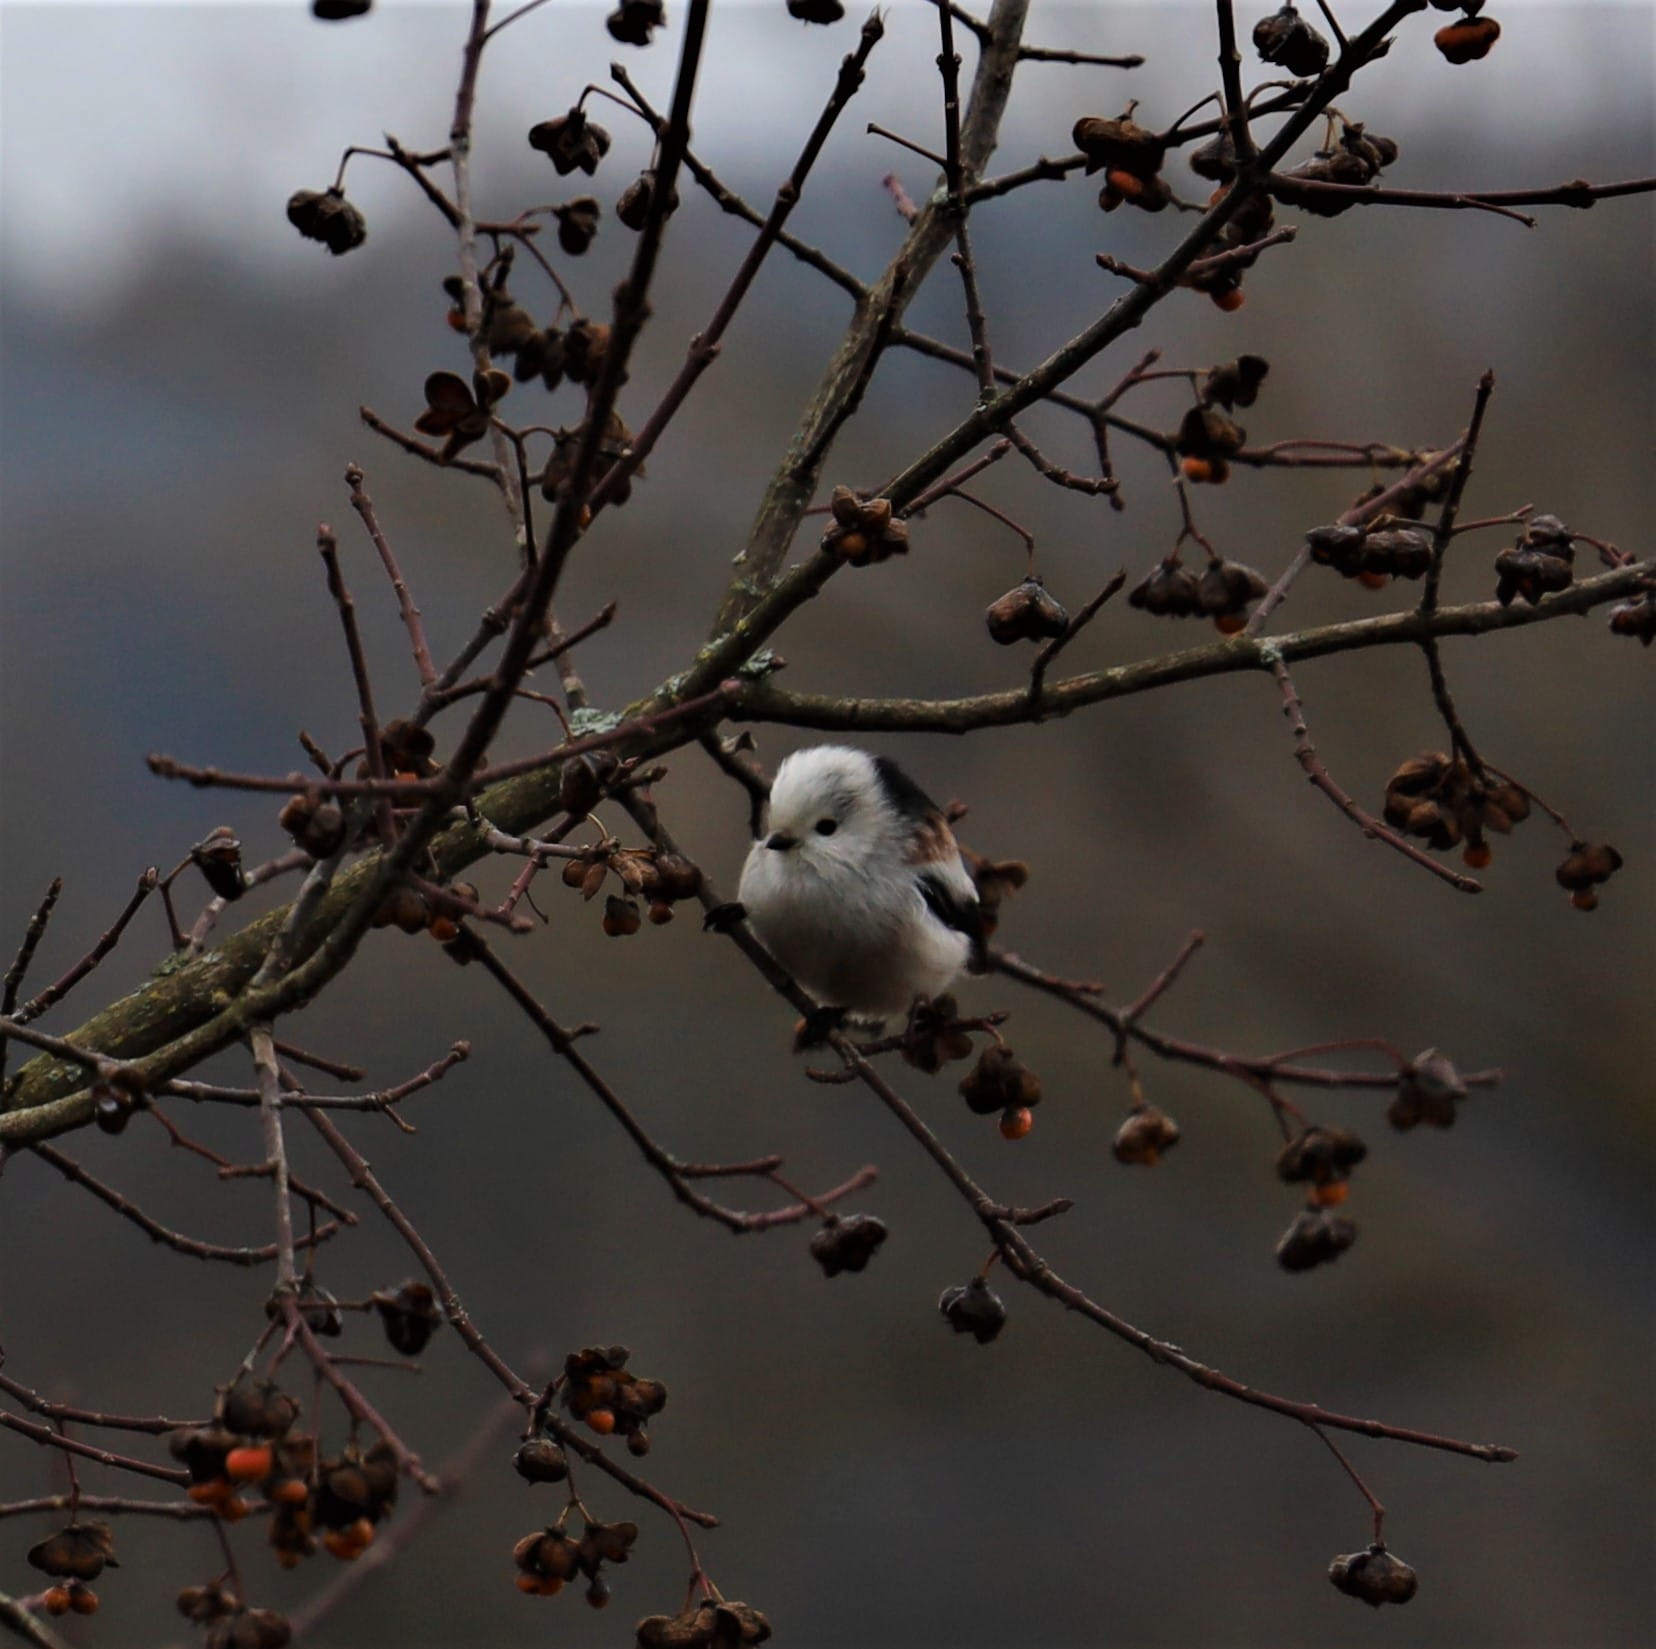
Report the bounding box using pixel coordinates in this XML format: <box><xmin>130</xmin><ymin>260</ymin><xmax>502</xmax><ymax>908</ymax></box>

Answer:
<box><xmin>736</xmin><ymin>745</ymin><xmax>984</xmax><ymax>1021</ymax></box>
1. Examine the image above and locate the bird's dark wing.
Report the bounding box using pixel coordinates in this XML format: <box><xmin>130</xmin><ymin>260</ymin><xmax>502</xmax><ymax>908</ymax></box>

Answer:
<box><xmin>918</xmin><ymin>868</ymin><xmax>988</xmax><ymax>967</ymax></box>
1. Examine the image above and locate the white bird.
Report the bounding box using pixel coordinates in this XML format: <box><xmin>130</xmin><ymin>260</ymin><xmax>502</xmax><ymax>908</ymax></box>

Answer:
<box><xmin>736</xmin><ymin>745</ymin><xmax>984</xmax><ymax>1021</ymax></box>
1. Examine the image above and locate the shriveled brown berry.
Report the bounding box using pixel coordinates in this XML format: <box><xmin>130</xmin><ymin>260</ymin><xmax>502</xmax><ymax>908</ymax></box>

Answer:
<box><xmin>1202</xmin><ymin>354</ymin><xmax>1269</xmax><ymax>410</ymax></box>
<box><xmin>1275</xmin><ymin>1208</ymin><xmax>1357</xmax><ymax>1271</ymax></box>
<box><xmin>374</xmin><ymin>1279</ymin><xmax>441</xmax><ymax>1356</ymax></box>
<box><xmin>1435</xmin><ymin>13</ymin><xmax>1500</xmax><ymax>63</ymax></box>
<box><xmin>514</xmin><ymin>1436</ymin><xmax>571</xmax><ymax>1484</ymax></box>
<box><xmin>1276</xmin><ymin>1126</ymin><xmax>1367</xmax><ymax>1186</ymax></box>
<box><xmin>939</xmin><ymin>1276</ymin><xmax>1007</xmax><ymax>1344</ymax></box>
<box><xmin>286</xmin><ymin>188</ymin><xmax>367</xmax><ymax>255</ymax></box>
<box><xmin>1128</xmin><ymin>559</ymin><xmax>1202</xmax><ymax>617</ymax></box>
<box><xmin>28</xmin><ymin>1522</ymin><xmax>116</xmax><ymax>1582</ymax></box>
<box><xmin>985</xmin><ymin>577</ymin><xmax>1069</xmax><ymax>644</ymax></box>
<box><xmin>528</xmin><ymin>108</ymin><xmax>611</xmax><ymax>176</ymax></box>
<box><xmin>221</xmin><ymin>1376</ymin><xmax>299</xmax><ymax>1439</ymax></box>
<box><xmin>1072</xmin><ymin>113</ymin><xmax>1167</xmax><ymax>180</ymax></box>
<box><xmin>1330</xmin><ymin>1544</ymin><xmax>1418</xmax><ymax>1607</ymax></box>
<box><xmin>1252</xmin><ymin>3</ymin><xmax>1329</xmax><ymax>77</ymax></box>
<box><xmin>607</xmin><ymin>0</ymin><xmax>665</xmax><ymax>45</ymax></box>
<box><xmin>192</xmin><ymin>827</ymin><xmax>246</xmax><ymax>901</ymax></box>
<box><xmin>603</xmin><ymin>894</ymin><xmax>642</xmax><ymax>937</ymax></box>
<box><xmin>1389</xmin><ymin>1048</ymin><xmax>1469</xmax><ymax>1130</ymax></box>
<box><xmin>958</xmin><ymin>1045</ymin><xmax>1041</xmax><ymax>1116</ymax></box>
<box><xmin>809</xmin><ymin>1213</ymin><xmax>889</xmax><ymax>1277</ymax></box>
<box><xmin>1113</xmin><ymin>1105</ymin><xmax>1181</xmax><ymax>1166</ymax></box>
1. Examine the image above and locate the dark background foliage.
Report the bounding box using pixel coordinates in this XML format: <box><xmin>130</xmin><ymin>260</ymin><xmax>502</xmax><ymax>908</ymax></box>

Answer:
<box><xmin>1</xmin><ymin>5</ymin><xmax>1651</xmax><ymax>1645</ymax></box>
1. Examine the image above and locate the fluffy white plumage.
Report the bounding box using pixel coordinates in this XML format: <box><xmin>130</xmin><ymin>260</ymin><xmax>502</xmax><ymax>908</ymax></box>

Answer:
<box><xmin>737</xmin><ymin>745</ymin><xmax>982</xmax><ymax>1019</ymax></box>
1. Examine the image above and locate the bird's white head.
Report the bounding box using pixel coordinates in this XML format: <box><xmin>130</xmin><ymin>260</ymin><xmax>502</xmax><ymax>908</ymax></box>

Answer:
<box><xmin>759</xmin><ymin>745</ymin><xmax>904</xmax><ymax>872</ymax></box>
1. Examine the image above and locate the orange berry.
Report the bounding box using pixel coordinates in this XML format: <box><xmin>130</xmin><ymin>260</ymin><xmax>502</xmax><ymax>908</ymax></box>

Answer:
<box><xmin>218</xmin><ymin>1496</ymin><xmax>249</xmax><ymax>1523</ymax></box>
<box><xmin>1211</xmin><ymin>286</ymin><xmax>1246</xmax><ymax>313</ymax></box>
<box><xmin>188</xmin><ymin>1479</ymin><xmax>231</xmax><ymax>1506</ymax></box>
<box><xmin>69</xmin><ymin>1586</ymin><xmax>99</xmax><ymax>1617</ymax></box>
<box><xmin>1570</xmin><ymin>889</ymin><xmax>1599</xmax><ymax>912</ymax></box>
<box><xmin>271</xmin><ymin>1477</ymin><xmax>310</xmax><ymax>1506</ymax></box>
<box><xmin>43</xmin><ymin>1587</ymin><xmax>72</xmax><ymax>1617</ymax></box>
<box><xmin>1356</xmin><ymin>569</ymin><xmax>1390</xmax><ymax>590</ymax></box>
<box><xmin>445</xmin><ymin>309</ymin><xmax>468</xmax><ymax>334</ymax></box>
<box><xmin>999</xmin><ymin>1106</ymin><xmax>1035</xmax><ymax>1141</ymax></box>
<box><xmin>1214</xmin><ymin>612</ymin><xmax>1248</xmax><ymax>636</ymax></box>
<box><xmin>322</xmin><ymin>1529</ymin><xmax>363</xmax><ymax>1561</ymax></box>
<box><xmin>1105</xmin><ymin>167</ymin><xmax>1145</xmax><ymax>200</ymax></box>
<box><xmin>586</xmin><ymin>1408</ymin><xmax>617</xmax><ymax>1436</ymax></box>
<box><xmin>1180</xmin><ymin>455</ymin><xmax>1216</xmax><ymax>483</ymax></box>
<box><xmin>225</xmin><ymin>1444</ymin><xmax>274</xmax><ymax>1482</ymax></box>
<box><xmin>516</xmin><ymin>1573</ymin><xmax>543</xmax><ymax>1595</ymax></box>
<box><xmin>1311</xmin><ymin>1181</ymin><xmax>1350</xmax><ymax>1209</ymax></box>
<box><xmin>1462</xmin><ymin>842</ymin><xmax>1492</xmax><ymax>869</ymax></box>
<box><xmin>428</xmin><ymin>915</ymin><xmax>460</xmax><ymax>943</ymax></box>
<box><xmin>347</xmin><ymin>1517</ymin><xmax>375</xmax><ymax>1549</ymax></box>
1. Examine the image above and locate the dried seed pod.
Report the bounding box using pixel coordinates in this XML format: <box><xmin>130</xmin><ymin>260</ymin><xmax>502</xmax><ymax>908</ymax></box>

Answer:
<box><xmin>1128</xmin><ymin>559</ymin><xmax>1202</xmax><ymax>617</ymax></box>
<box><xmin>603</xmin><ymin>894</ymin><xmax>642</xmax><ymax>937</ymax></box>
<box><xmin>1072</xmin><ymin>114</ymin><xmax>1167</xmax><ymax>180</ymax></box>
<box><xmin>607</xmin><ymin>0</ymin><xmax>666</xmax><ymax>44</ymax></box>
<box><xmin>1276</xmin><ymin>1126</ymin><xmax>1367</xmax><ymax>1185</ymax></box>
<box><xmin>1390</xmin><ymin>1048</ymin><xmax>1469</xmax><ymax>1130</ymax></box>
<box><xmin>28</xmin><ymin>1523</ymin><xmax>116</xmax><ymax>1582</ymax></box>
<box><xmin>985</xmin><ymin>577</ymin><xmax>1070</xmax><ymax>644</ymax></box>
<box><xmin>552</xmin><ymin>197</ymin><xmax>601</xmax><ymax>256</ymax></box>
<box><xmin>958</xmin><ymin>1045</ymin><xmax>1041</xmax><ymax>1116</ymax></box>
<box><xmin>1187</xmin><ymin>131</ymin><xmax>1238</xmax><ymax>183</ymax></box>
<box><xmin>514</xmin><ymin>1436</ymin><xmax>571</xmax><ymax>1484</ymax></box>
<box><xmin>192</xmin><ymin>828</ymin><xmax>246</xmax><ymax>901</ymax></box>
<box><xmin>1201</xmin><ymin>354</ymin><xmax>1269</xmax><ymax>409</ymax></box>
<box><xmin>616</xmin><ymin>168</ymin><xmax>679</xmax><ymax>230</ymax></box>
<box><xmin>939</xmin><ymin>1276</ymin><xmax>1007</xmax><ymax>1344</ymax></box>
<box><xmin>1329</xmin><ymin>1545</ymin><xmax>1419</xmax><ymax>1608</ymax></box>
<box><xmin>1608</xmin><ymin>592</ymin><xmax>1656</xmax><ymax>645</ymax></box>
<box><xmin>1435</xmin><ymin>13</ymin><xmax>1500</xmax><ymax>63</ymax></box>
<box><xmin>1195</xmin><ymin>559</ymin><xmax>1268</xmax><ymax>631</ymax></box>
<box><xmin>220</xmin><ymin>1376</ymin><xmax>299</xmax><ymax>1439</ymax></box>
<box><xmin>809</xmin><ymin>1213</ymin><xmax>889</xmax><ymax>1277</ymax></box>
<box><xmin>1275</xmin><ymin>1208</ymin><xmax>1357</xmax><ymax>1271</ymax></box>
<box><xmin>1555</xmin><ymin>841</ymin><xmax>1623</xmax><ymax>908</ymax></box>
<box><xmin>528</xmin><ymin>108</ymin><xmax>611</xmax><ymax>176</ymax></box>
<box><xmin>563</xmin><ymin>318</ymin><xmax>612</xmax><ymax>387</ymax></box>
<box><xmin>821</xmin><ymin>485</ymin><xmax>908</xmax><ymax>564</ymax></box>
<box><xmin>901</xmin><ymin>993</ymin><xmax>976</xmax><ymax>1072</ymax></box>
<box><xmin>1175</xmin><ymin>403</ymin><xmax>1246</xmax><ymax>460</ymax></box>
<box><xmin>278</xmin><ymin>794</ymin><xmax>347</xmax><ymax>858</ymax></box>
<box><xmin>1112</xmin><ymin>1105</ymin><xmax>1181</xmax><ymax>1165</ymax></box>
<box><xmin>1100</xmin><ymin>166</ymin><xmax>1173</xmax><ymax>213</ymax></box>
<box><xmin>1252</xmin><ymin>3</ymin><xmax>1329</xmax><ymax>76</ymax></box>
<box><xmin>373</xmin><ymin>1279</ymin><xmax>441</xmax><ymax>1355</ymax></box>
<box><xmin>286</xmin><ymin>188</ymin><xmax>368</xmax><ymax>255</ymax></box>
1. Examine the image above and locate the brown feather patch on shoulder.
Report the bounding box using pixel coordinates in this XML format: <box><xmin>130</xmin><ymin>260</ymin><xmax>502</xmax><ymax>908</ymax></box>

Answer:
<box><xmin>907</xmin><ymin>810</ymin><xmax>959</xmax><ymax>866</ymax></box>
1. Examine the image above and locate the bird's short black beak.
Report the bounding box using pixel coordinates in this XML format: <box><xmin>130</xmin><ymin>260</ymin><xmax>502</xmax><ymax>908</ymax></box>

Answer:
<box><xmin>765</xmin><ymin>831</ymin><xmax>798</xmax><ymax>851</ymax></box>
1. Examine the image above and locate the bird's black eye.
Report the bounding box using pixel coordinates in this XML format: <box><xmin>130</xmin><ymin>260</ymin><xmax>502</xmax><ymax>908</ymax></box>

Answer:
<box><xmin>814</xmin><ymin>818</ymin><xmax>838</xmax><ymax>836</ymax></box>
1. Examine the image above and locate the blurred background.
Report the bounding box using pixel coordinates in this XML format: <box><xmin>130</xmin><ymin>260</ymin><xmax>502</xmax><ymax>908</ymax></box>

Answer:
<box><xmin>2</xmin><ymin>3</ymin><xmax>1651</xmax><ymax>1645</ymax></box>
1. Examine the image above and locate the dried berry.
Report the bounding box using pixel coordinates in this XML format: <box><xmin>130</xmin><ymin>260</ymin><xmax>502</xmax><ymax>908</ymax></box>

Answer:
<box><xmin>963</xmin><ymin>854</ymin><xmax>1028</xmax><ymax>941</ymax></box>
<box><xmin>1195</xmin><ymin>559</ymin><xmax>1268</xmax><ymax>632</ymax></box>
<box><xmin>559</xmin><ymin>749</ymin><xmax>617</xmax><ymax>817</ymax></box>
<box><xmin>514</xmin><ymin>325</ymin><xmax>567</xmax><ymax>390</ymax></box>
<box><xmin>1112</xmin><ymin>1105</ymin><xmax>1181</xmax><ymax>1166</ymax></box>
<box><xmin>985</xmin><ymin>577</ymin><xmax>1069</xmax><ymax>644</ymax></box>
<box><xmin>1252</xmin><ymin>4</ymin><xmax>1329</xmax><ymax>77</ymax></box>
<box><xmin>1187</xmin><ymin>131</ymin><xmax>1238</xmax><ymax>183</ymax></box>
<box><xmin>28</xmin><ymin>1523</ymin><xmax>116</xmax><ymax>1582</ymax></box>
<box><xmin>286</xmin><ymin>188</ymin><xmax>367</xmax><ymax>255</ymax></box>
<box><xmin>1382</xmin><ymin>752</ymin><xmax>1528</xmax><ymax>857</ymax></box>
<box><xmin>1608</xmin><ymin>592</ymin><xmax>1656</xmax><ymax>645</ymax></box>
<box><xmin>636</xmin><ymin>1600</ymin><xmax>773</xmax><ymax>1647</ymax></box>
<box><xmin>901</xmin><ymin>993</ymin><xmax>976</xmax><ymax>1073</ymax></box>
<box><xmin>821</xmin><ymin>485</ymin><xmax>908</xmax><ymax>564</ymax></box>
<box><xmin>603</xmin><ymin>894</ymin><xmax>642</xmax><ymax>937</ymax></box>
<box><xmin>616</xmin><ymin>169</ymin><xmax>679</xmax><ymax>230</ymax></box>
<box><xmin>553</xmin><ymin>197</ymin><xmax>602</xmax><ymax>256</ymax></box>
<box><xmin>514</xmin><ymin>1436</ymin><xmax>571</xmax><ymax>1484</ymax></box>
<box><xmin>1072</xmin><ymin>112</ymin><xmax>1167</xmax><ymax>181</ymax></box>
<box><xmin>192</xmin><ymin>827</ymin><xmax>246</xmax><ymax>901</ymax></box>
<box><xmin>373</xmin><ymin>1279</ymin><xmax>441</xmax><ymax>1355</ymax></box>
<box><xmin>810</xmin><ymin>1214</ymin><xmax>889</xmax><ymax>1277</ymax></box>
<box><xmin>1201</xmin><ymin>354</ymin><xmax>1269</xmax><ymax>410</ymax></box>
<box><xmin>939</xmin><ymin>1276</ymin><xmax>1007</xmax><ymax>1344</ymax></box>
<box><xmin>220</xmin><ymin>1375</ymin><xmax>299</xmax><ymax>1439</ymax></box>
<box><xmin>1495</xmin><ymin>515</ymin><xmax>1576</xmax><ymax>605</ymax></box>
<box><xmin>1435</xmin><ymin>13</ymin><xmax>1500</xmax><ymax>63</ymax></box>
<box><xmin>1389</xmin><ymin>1048</ymin><xmax>1468</xmax><ymax>1130</ymax></box>
<box><xmin>1128</xmin><ymin>558</ymin><xmax>1202</xmax><ymax>617</ymax></box>
<box><xmin>1275</xmin><ymin>1208</ymin><xmax>1357</xmax><ymax>1271</ymax></box>
<box><xmin>1330</xmin><ymin>1545</ymin><xmax>1419</xmax><ymax>1607</ymax></box>
<box><xmin>1555</xmin><ymin>841</ymin><xmax>1622</xmax><ymax>910</ymax></box>
<box><xmin>278</xmin><ymin>793</ymin><xmax>347</xmax><ymax>858</ymax></box>
<box><xmin>414</xmin><ymin>368</ymin><xmax>511</xmax><ymax>462</ymax></box>
<box><xmin>958</xmin><ymin>1045</ymin><xmax>1041</xmax><ymax>1116</ymax></box>
<box><xmin>563</xmin><ymin>317</ymin><xmax>612</xmax><ymax>387</ymax></box>
<box><xmin>608</xmin><ymin>0</ymin><xmax>666</xmax><ymax>44</ymax></box>
<box><xmin>528</xmin><ymin>108</ymin><xmax>611</xmax><ymax>176</ymax></box>
<box><xmin>1099</xmin><ymin>166</ymin><xmax>1173</xmax><ymax>213</ymax></box>
<box><xmin>1276</xmin><ymin>1126</ymin><xmax>1367</xmax><ymax>1186</ymax></box>
<box><xmin>540</xmin><ymin>411</ymin><xmax>639</xmax><ymax>505</ymax></box>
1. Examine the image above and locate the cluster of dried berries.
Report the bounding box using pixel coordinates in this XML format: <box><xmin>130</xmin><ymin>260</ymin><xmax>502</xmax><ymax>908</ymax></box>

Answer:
<box><xmin>1388</xmin><ymin>1048</ymin><xmax>1467</xmax><ymax>1130</ymax></box>
<box><xmin>609</xmin><ymin>0</ymin><xmax>666</xmax><ymax>44</ymax></box>
<box><xmin>306</xmin><ymin>1441</ymin><xmax>399</xmax><ymax>1563</ymax></box>
<box><xmin>540</xmin><ymin>411</ymin><xmax>640</xmax><ymax>506</ymax></box>
<box><xmin>985</xmin><ymin>576</ymin><xmax>1069</xmax><ymax>644</ymax></box>
<box><xmin>1494</xmin><ymin>514</ymin><xmax>1575</xmax><ymax>605</ymax></box>
<box><xmin>1382</xmin><ymin>752</ymin><xmax>1529</xmax><ymax>864</ymax></box>
<box><xmin>29</xmin><ymin>1521</ymin><xmax>115</xmax><ymax>1617</ymax></box>
<box><xmin>1202</xmin><ymin>353</ymin><xmax>1270</xmax><ymax>411</ymax></box>
<box><xmin>1306</xmin><ymin>521</ymin><xmax>1434</xmax><ymax>589</ymax></box>
<box><xmin>193</xmin><ymin>826</ymin><xmax>247</xmax><ymax>902</ymax></box>
<box><xmin>821</xmin><ymin>486</ymin><xmax>908</xmax><ymax>565</ymax></box>
<box><xmin>170</xmin><ymin>1378</ymin><xmax>307</xmax><ymax>1525</ymax></box>
<box><xmin>277</xmin><ymin>792</ymin><xmax>347</xmax><ymax>859</ymax></box>
<box><xmin>1252</xmin><ymin>3</ymin><xmax>1329</xmax><ymax>78</ymax></box>
<box><xmin>91</xmin><ymin>1065</ymin><xmax>148</xmax><ymax>1135</ymax></box>
<box><xmin>617</xmin><ymin>168</ymin><xmax>680</xmax><ymax>230</ymax></box>
<box><xmin>1608</xmin><ymin>589</ymin><xmax>1656</xmax><ymax>645</ymax></box>
<box><xmin>959</xmin><ymin>1044</ymin><xmax>1042</xmax><ymax>1140</ymax></box>
<box><xmin>636</xmin><ymin>1600</ymin><xmax>773</xmax><ymax>1646</ymax></box>
<box><xmin>373</xmin><ymin>1278</ymin><xmax>442</xmax><ymax>1355</ymax></box>
<box><xmin>900</xmin><ymin>993</ymin><xmax>977</xmax><ymax>1073</ymax></box>
<box><xmin>1555</xmin><ymin>841</ymin><xmax>1623</xmax><ymax>912</ymax></box>
<box><xmin>1129</xmin><ymin>556</ymin><xmax>1267</xmax><ymax>631</ymax></box>
<box><xmin>1074</xmin><ymin>107</ymin><xmax>1172</xmax><ymax>213</ymax></box>
<box><xmin>561</xmin><ymin>1345</ymin><xmax>667</xmax><ymax>1453</ymax></box>
<box><xmin>1275</xmin><ymin>1207</ymin><xmax>1357</xmax><ymax>1272</ymax></box>
<box><xmin>1329</xmin><ymin>1544</ymin><xmax>1419</xmax><ymax>1608</ymax></box>
<box><xmin>529</xmin><ymin>107</ymin><xmax>611</xmax><ymax>176</ymax></box>
<box><xmin>286</xmin><ymin>187</ymin><xmax>367</xmax><ymax>255</ymax></box>
<box><xmin>178</xmin><ymin>1582</ymin><xmax>293</xmax><ymax>1649</ymax></box>
<box><xmin>514</xmin><ymin>1433</ymin><xmax>572</xmax><ymax>1485</ymax></box>
<box><xmin>563</xmin><ymin>842</ymin><xmax>702</xmax><ymax>935</ymax></box>
<box><xmin>810</xmin><ymin>1212</ymin><xmax>889</xmax><ymax>1276</ymax></box>
<box><xmin>1113</xmin><ymin>1104</ymin><xmax>1181</xmax><ymax>1166</ymax></box>
<box><xmin>1276</xmin><ymin>121</ymin><xmax>1401</xmax><ymax>216</ymax></box>
<box><xmin>961</xmin><ymin>850</ymin><xmax>1029</xmax><ymax>943</ymax></box>
<box><xmin>1174</xmin><ymin>403</ymin><xmax>1246</xmax><ymax>484</ymax></box>
<box><xmin>939</xmin><ymin>1275</ymin><xmax>1008</xmax><ymax>1343</ymax></box>
<box><xmin>414</xmin><ymin>367</ymin><xmax>512</xmax><ymax>462</ymax></box>
<box><xmin>1435</xmin><ymin>6</ymin><xmax>1500</xmax><ymax>64</ymax></box>
<box><xmin>513</xmin><ymin>1516</ymin><xmax>636</xmax><ymax>1604</ymax></box>
<box><xmin>1277</xmin><ymin>1125</ymin><xmax>1366</xmax><ymax>1208</ymax></box>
